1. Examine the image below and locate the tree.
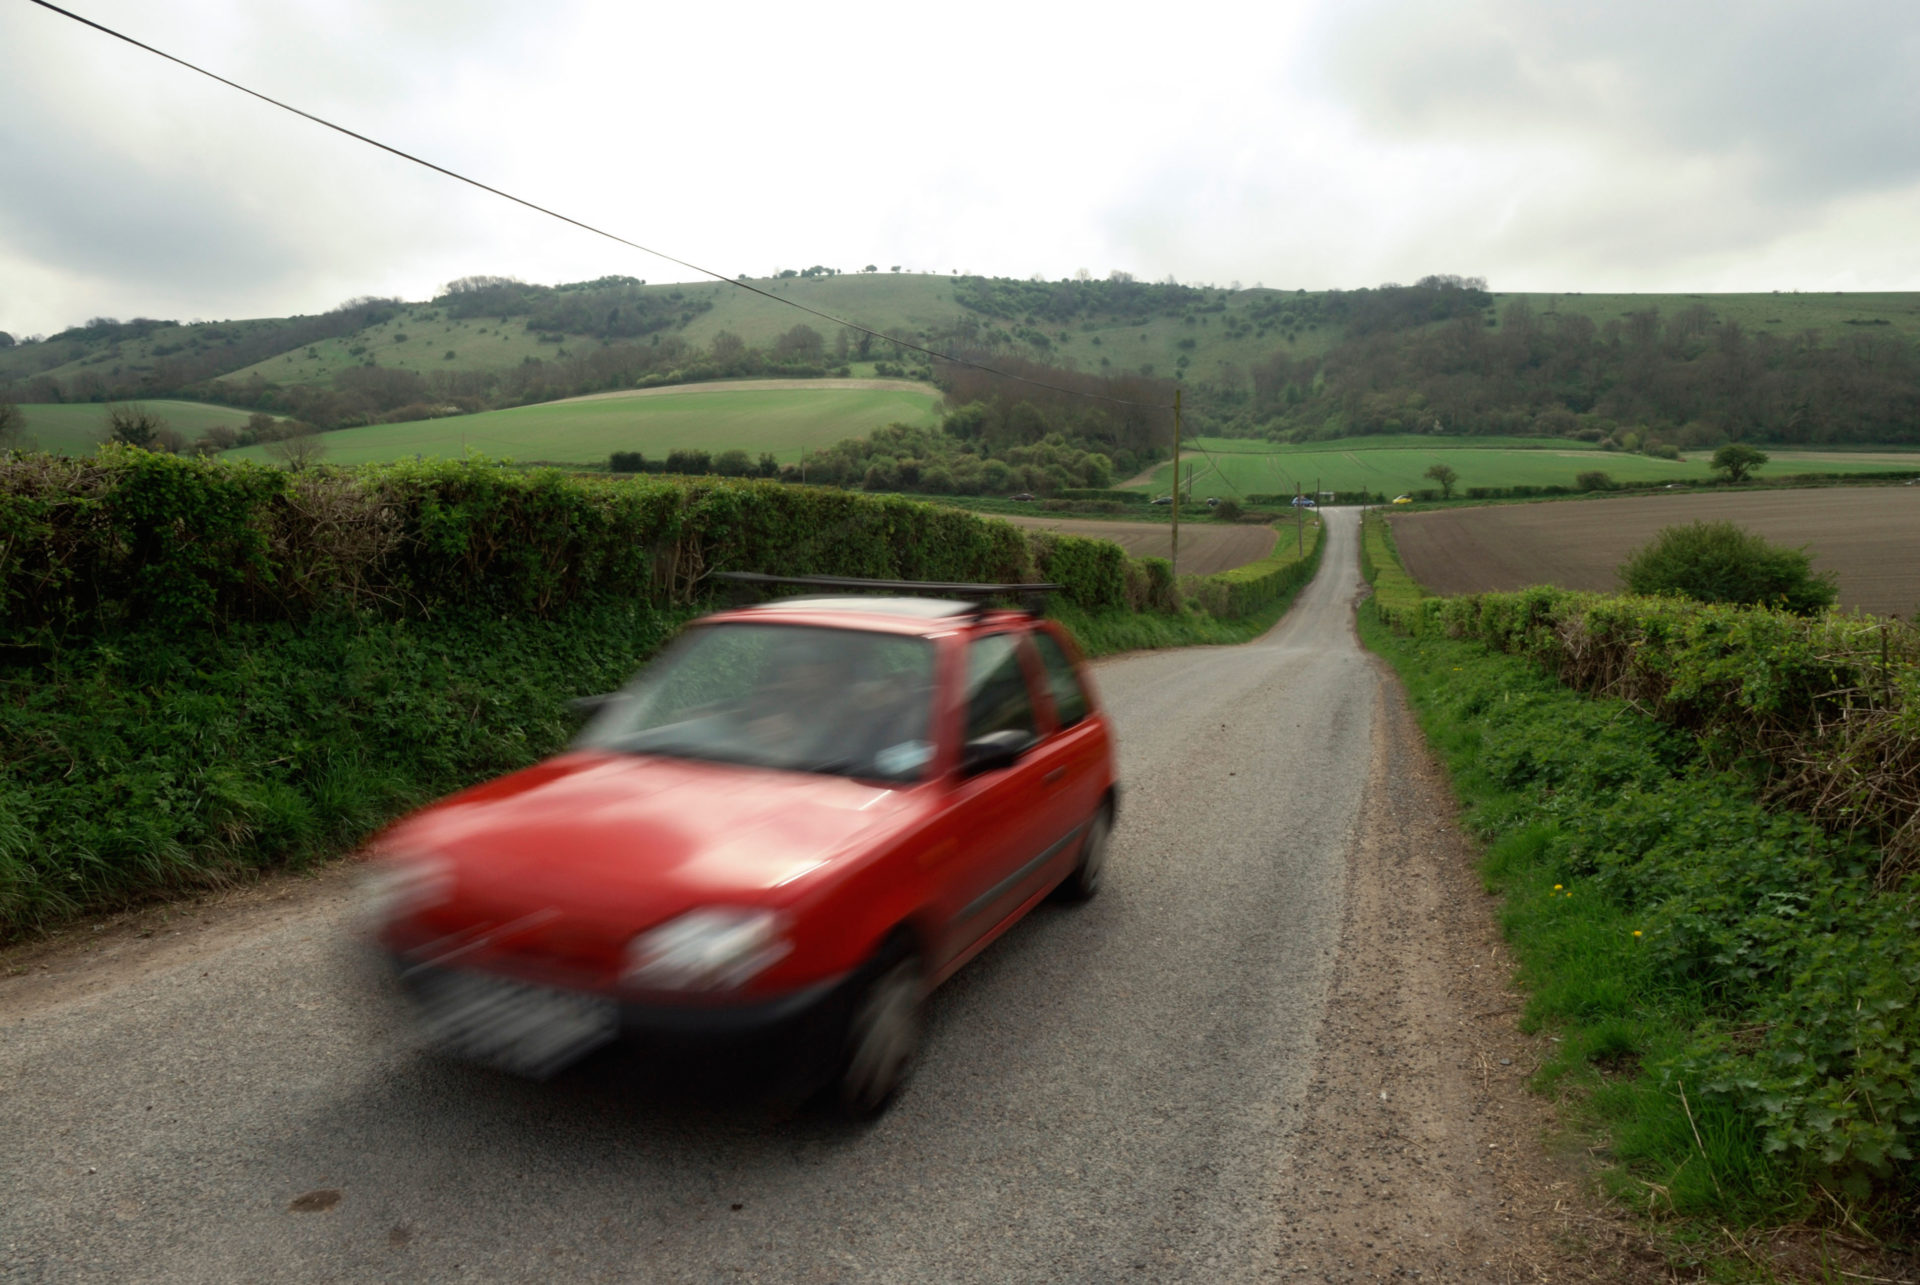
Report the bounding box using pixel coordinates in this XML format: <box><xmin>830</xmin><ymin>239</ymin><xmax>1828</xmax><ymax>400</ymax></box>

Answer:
<box><xmin>771</xmin><ymin>324</ymin><xmax>825</xmax><ymax>364</ymax></box>
<box><xmin>1711</xmin><ymin>442</ymin><xmax>1769</xmax><ymax>483</ymax></box>
<box><xmin>709</xmin><ymin>329</ymin><xmax>747</xmax><ymax>369</ymax></box>
<box><xmin>269</xmin><ymin>430</ymin><xmax>327</xmax><ymax>471</ymax></box>
<box><xmin>107</xmin><ymin>403</ymin><xmax>168</xmax><ymax>449</ymax></box>
<box><xmin>1620</xmin><ymin>521</ymin><xmax>1836</xmax><ymax>614</ymax></box>
<box><xmin>194</xmin><ymin>424</ymin><xmax>240</xmax><ymax>454</ymax></box>
<box><xmin>1423</xmin><ymin>462</ymin><xmax>1459</xmax><ymax>498</ymax></box>
<box><xmin>0</xmin><ymin>401</ymin><xmax>22</xmax><ymax>448</ymax></box>
<box><xmin>1575</xmin><ymin>470</ymin><xmax>1613</xmax><ymax>491</ymax></box>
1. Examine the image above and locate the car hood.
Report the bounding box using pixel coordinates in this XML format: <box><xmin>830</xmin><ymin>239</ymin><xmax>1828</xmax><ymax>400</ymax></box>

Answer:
<box><xmin>384</xmin><ymin>750</ymin><xmax>920</xmax><ymax>925</ymax></box>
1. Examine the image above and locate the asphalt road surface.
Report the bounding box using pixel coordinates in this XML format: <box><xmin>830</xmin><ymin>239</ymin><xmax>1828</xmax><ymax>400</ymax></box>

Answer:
<box><xmin>3</xmin><ymin>511</ymin><xmax>1378</xmax><ymax>1283</ymax></box>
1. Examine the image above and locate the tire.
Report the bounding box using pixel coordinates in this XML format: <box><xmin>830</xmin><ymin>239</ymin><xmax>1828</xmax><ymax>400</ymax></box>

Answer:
<box><xmin>1055</xmin><ymin>804</ymin><xmax>1111</xmax><ymax>903</ymax></box>
<box><xmin>833</xmin><ymin>942</ymin><xmax>923</xmax><ymax>1120</ymax></box>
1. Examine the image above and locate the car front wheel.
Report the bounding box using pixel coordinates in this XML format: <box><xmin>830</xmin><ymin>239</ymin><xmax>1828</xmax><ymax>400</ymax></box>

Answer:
<box><xmin>834</xmin><ymin>945</ymin><xmax>922</xmax><ymax>1119</ymax></box>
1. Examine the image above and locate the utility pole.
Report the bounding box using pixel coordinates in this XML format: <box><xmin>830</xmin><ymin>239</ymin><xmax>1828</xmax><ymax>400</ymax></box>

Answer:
<box><xmin>1170</xmin><ymin>388</ymin><xmax>1182</xmax><ymax>583</ymax></box>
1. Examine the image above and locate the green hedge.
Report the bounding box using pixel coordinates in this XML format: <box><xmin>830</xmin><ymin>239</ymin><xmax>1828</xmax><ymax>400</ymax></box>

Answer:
<box><xmin>1361</xmin><ymin>607</ymin><xmax>1920</xmax><ymax>1223</ymax></box>
<box><xmin>1</xmin><ymin>451</ymin><xmax>1146</xmax><ymax>638</ymax></box>
<box><xmin>1360</xmin><ymin>510</ymin><xmax>1425</xmax><ymax>619</ymax></box>
<box><xmin>1181</xmin><ymin>516</ymin><xmax>1322</xmax><ymax>618</ymax></box>
<box><xmin>0</xmin><ymin>451</ymin><xmax>1315</xmax><ymax>934</ymax></box>
<box><xmin>1395</xmin><ymin>586</ymin><xmax>1920</xmax><ymax>882</ymax></box>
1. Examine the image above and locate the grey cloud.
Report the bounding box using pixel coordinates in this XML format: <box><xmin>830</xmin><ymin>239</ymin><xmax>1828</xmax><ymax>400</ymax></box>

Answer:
<box><xmin>1329</xmin><ymin>0</ymin><xmax>1920</xmax><ymax>200</ymax></box>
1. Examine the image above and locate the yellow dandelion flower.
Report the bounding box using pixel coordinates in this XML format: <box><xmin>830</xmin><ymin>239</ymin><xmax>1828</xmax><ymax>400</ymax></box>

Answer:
<box><xmin>1553</xmin><ymin>884</ymin><xmax>1562</xmax><ymax>891</ymax></box>
<box><xmin>1632</xmin><ymin>930</ymin><xmax>1643</xmax><ymax>937</ymax></box>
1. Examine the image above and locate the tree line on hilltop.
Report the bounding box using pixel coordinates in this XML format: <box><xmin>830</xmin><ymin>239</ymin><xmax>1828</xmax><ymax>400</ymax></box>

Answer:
<box><xmin>1204</xmin><ymin>293</ymin><xmax>1920</xmax><ymax>449</ymax></box>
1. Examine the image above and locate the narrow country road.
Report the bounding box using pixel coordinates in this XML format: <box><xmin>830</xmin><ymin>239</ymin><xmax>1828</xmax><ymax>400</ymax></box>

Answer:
<box><xmin>4</xmin><ymin>510</ymin><xmax>1543</xmax><ymax>1282</ymax></box>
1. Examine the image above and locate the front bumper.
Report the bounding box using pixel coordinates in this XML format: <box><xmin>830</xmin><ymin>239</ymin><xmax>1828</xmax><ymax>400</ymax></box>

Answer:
<box><xmin>383</xmin><ymin>951</ymin><xmax>856</xmax><ymax>1092</ymax></box>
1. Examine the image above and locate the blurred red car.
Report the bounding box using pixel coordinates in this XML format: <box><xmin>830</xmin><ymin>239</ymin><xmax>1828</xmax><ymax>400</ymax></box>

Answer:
<box><xmin>360</xmin><ymin>576</ymin><xmax>1117</xmax><ymax>1115</ymax></box>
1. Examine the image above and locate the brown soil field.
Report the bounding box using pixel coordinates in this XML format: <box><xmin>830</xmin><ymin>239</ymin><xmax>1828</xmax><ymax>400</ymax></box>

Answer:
<box><xmin>1391</xmin><ymin>487</ymin><xmax>1920</xmax><ymax>616</ymax></box>
<box><xmin>995</xmin><ymin>514</ymin><xmax>1279</xmax><ymax>576</ymax></box>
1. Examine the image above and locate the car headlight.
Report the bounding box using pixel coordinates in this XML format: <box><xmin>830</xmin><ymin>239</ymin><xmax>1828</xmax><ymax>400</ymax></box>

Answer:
<box><xmin>356</xmin><ymin>853</ymin><xmax>454</xmax><ymax>926</ymax></box>
<box><xmin>623</xmin><ymin>909</ymin><xmax>790</xmax><ymax>992</ymax></box>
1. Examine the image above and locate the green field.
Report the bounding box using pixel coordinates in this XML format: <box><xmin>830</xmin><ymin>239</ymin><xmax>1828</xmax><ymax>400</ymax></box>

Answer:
<box><xmin>5</xmin><ymin>400</ymin><xmax>274</xmax><ymax>455</ymax></box>
<box><xmin>1134</xmin><ymin>435</ymin><xmax>1920</xmax><ymax>499</ymax></box>
<box><xmin>221</xmin><ymin>381</ymin><xmax>944</xmax><ymax>466</ymax></box>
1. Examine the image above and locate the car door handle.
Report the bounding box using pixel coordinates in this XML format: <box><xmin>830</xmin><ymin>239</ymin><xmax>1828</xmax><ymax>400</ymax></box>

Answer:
<box><xmin>1043</xmin><ymin>767</ymin><xmax>1067</xmax><ymax>785</ymax></box>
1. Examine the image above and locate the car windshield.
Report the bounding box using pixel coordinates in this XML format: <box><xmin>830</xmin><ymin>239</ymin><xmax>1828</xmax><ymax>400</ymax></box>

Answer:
<box><xmin>576</xmin><ymin>622</ymin><xmax>939</xmax><ymax>784</ymax></box>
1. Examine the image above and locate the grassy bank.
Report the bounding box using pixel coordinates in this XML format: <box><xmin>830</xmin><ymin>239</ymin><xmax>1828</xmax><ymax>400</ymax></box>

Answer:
<box><xmin>1359</xmin><ymin>604</ymin><xmax>1919</xmax><ymax>1243</ymax></box>
<box><xmin>0</xmin><ymin>450</ymin><xmax>1321</xmax><ymax>938</ymax></box>
<box><xmin>1357</xmin><ymin>518</ymin><xmax>1919</xmax><ymax>1244</ymax></box>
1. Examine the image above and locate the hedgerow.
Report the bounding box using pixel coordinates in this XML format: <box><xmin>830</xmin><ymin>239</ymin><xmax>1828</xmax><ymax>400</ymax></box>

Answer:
<box><xmin>1359</xmin><ymin>509</ymin><xmax>1424</xmax><ymax>617</ymax></box>
<box><xmin>1383</xmin><ymin>586</ymin><xmax>1920</xmax><ymax>886</ymax></box>
<box><xmin>0</xmin><ymin>450</ymin><xmax>1295</xmax><ymax>935</ymax></box>
<box><xmin>1180</xmin><ymin>515</ymin><xmax>1321</xmax><ymax>618</ymax></box>
<box><xmin>1361</xmin><ymin>608</ymin><xmax>1919</xmax><ymax>1227</ymax></box>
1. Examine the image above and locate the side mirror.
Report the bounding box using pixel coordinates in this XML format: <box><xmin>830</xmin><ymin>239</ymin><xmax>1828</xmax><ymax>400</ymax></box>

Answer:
<box><xmin>960</xmin><ymin>729</ymin><xmax>1035</xmax><ymax>777</ymax></box>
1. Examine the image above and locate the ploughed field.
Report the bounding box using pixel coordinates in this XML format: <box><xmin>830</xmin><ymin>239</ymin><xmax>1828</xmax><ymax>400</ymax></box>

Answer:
<box><xmin>1390</xmin><ymin>487</ymin><xmax>1920</xmax><ymax>616</ymax></box>
<box><xmin>994</xmin><ymin>514</ymin><xmax>1280</xmax><ymax>577</ymax></box>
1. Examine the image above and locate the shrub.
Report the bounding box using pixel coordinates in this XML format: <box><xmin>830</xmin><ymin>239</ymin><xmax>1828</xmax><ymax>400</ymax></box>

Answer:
<box><xmin>1575</xmin><ymin>470</ymin><xmax>1613</xmax><ymax>492</ymax></box>
<box><xmin>1620</xmin><ymin>521</ymin><xmax>1836</xmax><ymax>614</ymax></box>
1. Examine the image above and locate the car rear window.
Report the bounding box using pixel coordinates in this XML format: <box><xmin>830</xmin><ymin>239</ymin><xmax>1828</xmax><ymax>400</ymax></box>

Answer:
<box><xmin>964</xmin><ymin>634</ymin><xmax>1038</xmax><ymax>742</ymax></box>
<box><xmin>578</xmin><ymin>623</ymin><xmax>937</xmax><ymax>783</ymax></box>
<box><xmin>1030</xmin><ymin>631</ymin><xmax>1090</xmax><ymax>728</ymax></box>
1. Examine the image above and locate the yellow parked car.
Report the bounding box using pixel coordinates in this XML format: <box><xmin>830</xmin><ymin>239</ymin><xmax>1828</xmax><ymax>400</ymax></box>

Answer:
<box><xmin>1391</xmin><ymin>495</ymin><xmax>1413</xmax><ymax>505</ymax></box>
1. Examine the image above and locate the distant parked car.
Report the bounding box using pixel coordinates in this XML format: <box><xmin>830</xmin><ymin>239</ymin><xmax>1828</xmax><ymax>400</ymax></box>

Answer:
<box><xmin>1149</xmin><ymin>495</ymin><xmax>1173</xmax><ymax>505</ymax></box>
<box><xmin>1009</xmin><ymin>492</ymin><xmax>1037</xmax><ymax>502</ymax></box>
<box><xmin>1204</xmin><ymin>497</ymin><xmax>1220</xmax><ymax>509</ymax></box>
<box><xmin>1391</xmin><ymin>495</ymin><xmax>1413</xmax><ymax>505</ymax></box>
<box><xmin>1290</xmin><ymin>496</ymin><xmax>1317</xmax><ymax>509</ymax></box>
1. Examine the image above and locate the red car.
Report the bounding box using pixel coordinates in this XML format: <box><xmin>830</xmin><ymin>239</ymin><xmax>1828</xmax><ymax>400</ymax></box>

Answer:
<box><xmin>359</xmin><ymin>575</ymin><xmax>1118</xmax><ymax>1115</ymax></box>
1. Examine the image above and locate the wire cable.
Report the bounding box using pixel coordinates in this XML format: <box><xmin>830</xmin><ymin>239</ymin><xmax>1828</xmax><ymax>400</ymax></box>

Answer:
<box><xmin>23</xmin><ymin>0</ymin><xmax>1170</xmax><ymax>412</ymax></box>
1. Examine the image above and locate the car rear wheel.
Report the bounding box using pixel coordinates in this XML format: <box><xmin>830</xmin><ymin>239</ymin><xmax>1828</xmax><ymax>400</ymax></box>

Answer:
<box><xmin>1055</xmin><ymin>805</ymin><xmax>1111</xmax><ymax>902</ymax></box>
<box><xmin>834</xmin><ymin>944</ymin><xmax>923</xmax><ymax>1119</ymax></box>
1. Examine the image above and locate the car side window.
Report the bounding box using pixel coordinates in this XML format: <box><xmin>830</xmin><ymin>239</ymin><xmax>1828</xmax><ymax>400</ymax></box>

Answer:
<box><xmin>964</xmin><ymin>634</ymin><xmax>1038</xmax><ymax>742</ymax></box>
<box><xmin>1030</xmin><ymin>631</ymin><xmax>1090</xmax><ymax>729</ymax></box>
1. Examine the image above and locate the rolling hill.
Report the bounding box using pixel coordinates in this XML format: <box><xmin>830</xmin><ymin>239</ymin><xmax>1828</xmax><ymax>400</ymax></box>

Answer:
<box><xmin>219</xmin><ymin>380</ymin><xmax>943</xmax><ymax>466</ymax></box>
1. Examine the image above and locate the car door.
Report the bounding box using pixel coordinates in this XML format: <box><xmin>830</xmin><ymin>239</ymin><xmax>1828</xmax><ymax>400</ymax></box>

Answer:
<box><xmin>933</xmin><ymin>631</ymin><xmax>1058</xmax><ymax>968</ymax></box>
<box><xmin>1027</xmin><ymin>625</ymin><xmax>1109</xmax><ymax>855</ymax></box>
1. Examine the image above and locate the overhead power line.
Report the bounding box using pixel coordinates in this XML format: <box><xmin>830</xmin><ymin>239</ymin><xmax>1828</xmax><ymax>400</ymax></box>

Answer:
<box><xmin>24</xmin><ymin>0</ymin><xmax>1171</xmax><ymax>412</ymax></box>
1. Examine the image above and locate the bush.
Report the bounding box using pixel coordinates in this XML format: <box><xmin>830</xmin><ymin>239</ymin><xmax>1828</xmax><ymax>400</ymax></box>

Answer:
<box><xmin>1620</xmin><ymin>521</ymin><xmax>1836</xmax><ymax>614</ymax></box>
<box><xmin>1575</xmin><ymin>470</ymin><xmax>1613</xmax><ymax>492</ymax></box>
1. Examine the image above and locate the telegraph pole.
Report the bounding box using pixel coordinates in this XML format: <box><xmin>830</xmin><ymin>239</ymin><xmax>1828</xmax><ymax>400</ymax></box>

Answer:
<box><xmin>1170</xmin><ymin>388</ymin><xmax>1182</xmax><ymax>583</ymax></box>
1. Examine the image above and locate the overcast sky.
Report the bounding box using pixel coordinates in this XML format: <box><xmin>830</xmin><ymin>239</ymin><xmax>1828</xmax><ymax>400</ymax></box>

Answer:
<box><xmin>4</xmin><ymin>0</ymin><xmax>1918</xmax><ymax>337</ymax></box>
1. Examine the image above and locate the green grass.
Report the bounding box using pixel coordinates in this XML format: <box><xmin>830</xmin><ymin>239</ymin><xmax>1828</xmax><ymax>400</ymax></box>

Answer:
<box><xmin>1136</xmin><ymin>436</ymin><xmax>1920</xmax><ymax>499</ymax></box>
<box><xmin>5</xmin><ymin>401</ymin><xmax>277</xmax><ymax>455</ymax></box>
<box><xmin>221</xmin><ymin>383</ymin><xmax>945</xmax><ymax>466</ymax></box>
<box><xmin>1358</xmin><ymin>604</ymin><xmax>1920</xmax><ymax>1248</ymax></box>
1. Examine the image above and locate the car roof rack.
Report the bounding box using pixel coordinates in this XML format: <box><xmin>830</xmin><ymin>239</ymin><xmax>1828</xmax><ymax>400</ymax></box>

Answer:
<box><xmin>715</xmin><ymin>572</ymin><xmax>1064</xmax><ymax>618</ymax></box>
